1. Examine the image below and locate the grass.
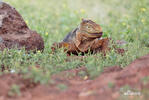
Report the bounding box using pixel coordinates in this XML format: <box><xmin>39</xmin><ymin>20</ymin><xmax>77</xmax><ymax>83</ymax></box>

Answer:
<box><xmin>8</xmin><ymin>84</ymin><xmax>21</xmax><ymax>97</ymax></box>
<box><xmin>0</xmin><ymin>0</ymin><xmax>149</xmax><ymax>83</ymax></box>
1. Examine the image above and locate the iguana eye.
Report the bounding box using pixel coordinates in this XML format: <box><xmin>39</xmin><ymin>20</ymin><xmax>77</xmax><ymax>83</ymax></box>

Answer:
<box><xmin>86</xmin><ymin>26</ymin><xmax>91</xmax><ymax>29</ymax></box>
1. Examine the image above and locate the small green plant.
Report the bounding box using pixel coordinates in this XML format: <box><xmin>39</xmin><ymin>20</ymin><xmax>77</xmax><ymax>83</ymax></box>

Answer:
<box><xmin>108</xmin><ymin>82</ymin><xmax>115</xmax><ymax>88</ymax></box>
<box><xmin>141</xmin><ymin>76</ymin><xmax>149</xmax><ymax>85</ymax></box>
<box><xmin>24</xmin><ymin>66</ymin><xmax>51</xmax><ymax>84</ymax></box>
<box><xmin>78</xmin><ymin>70</ymin><xmax>87</xmax><ymax>78</ymax></box>
<box><xmin>57</xmin><ymin>84</ymin><xmax>68</xmax><ymax>91</ymax></box>
<box><xmin>85</xmin><ymin>56</ymin><xmax>102</xmax><ymax>79</ymax></box>
<box><xmin>8</xmin><ymin>84</ymin><xmax>21</xmax><ymax>97</ymax></box>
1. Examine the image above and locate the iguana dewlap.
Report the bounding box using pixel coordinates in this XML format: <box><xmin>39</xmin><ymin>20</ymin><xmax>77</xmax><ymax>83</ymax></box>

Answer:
<box><xmin>52</xmin><ymin>19</ymin><xmax>109</xmax><ymax>54</ymax></box>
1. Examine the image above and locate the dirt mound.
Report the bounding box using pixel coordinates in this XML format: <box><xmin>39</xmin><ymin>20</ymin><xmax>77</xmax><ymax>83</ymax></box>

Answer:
<box><xmin>0</xmin><ymin>2</ymin><xmax>44</xmax><ymax>51</ymax></box>
<box><xmin>0</xmin><ymin>54</ymin><xmax>149</xmax><ymax>100</ymax></box>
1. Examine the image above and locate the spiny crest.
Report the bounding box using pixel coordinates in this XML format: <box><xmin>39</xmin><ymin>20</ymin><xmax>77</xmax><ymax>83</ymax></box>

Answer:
<box><xmin>81</xmin><ymin>18</ymin><xmax>96</xmax><ymax>25</ymax></box>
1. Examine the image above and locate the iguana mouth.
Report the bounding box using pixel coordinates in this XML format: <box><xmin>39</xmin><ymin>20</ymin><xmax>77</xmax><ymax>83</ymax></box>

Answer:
<box><xmin>92</xmin><ymin>32</ymin><xmax>103</xmax><ymax>36</ymax></box>
<box><xmin>89</xmin><ymin>32</ymin><xmax>103</xmax><ymax>38</ymax></box>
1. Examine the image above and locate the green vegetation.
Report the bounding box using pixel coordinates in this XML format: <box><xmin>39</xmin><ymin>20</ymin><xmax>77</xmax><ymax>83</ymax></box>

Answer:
<box><xmin>141</xmin><ymin>76</ymin><xmax>149</xmax><ymax>85</ymax></box>
<box><xmin>1</xmin><ymin>0</ymin><xmax>149</xmax><ymax>83</ymax></box>
<box><xmin>8</xmin><ymin>84</ymin><xmax>21</xmax><ymax>97</ymax></box>
<box><xmin>108</xmin><ymin>82</ymin><xmax>115</xmax><ymax>88</ymax></box>
<box><xmin>57</xmin><ymin>83</ymin><xmax>68</xmax><ymax>91</ymax></box>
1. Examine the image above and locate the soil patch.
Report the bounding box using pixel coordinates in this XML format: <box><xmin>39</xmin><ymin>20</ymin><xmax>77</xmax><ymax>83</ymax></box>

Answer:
<box><xmin>0</xmin><ymin>54</ymin><xmax>149</xmax><ymax>100</ymax></box>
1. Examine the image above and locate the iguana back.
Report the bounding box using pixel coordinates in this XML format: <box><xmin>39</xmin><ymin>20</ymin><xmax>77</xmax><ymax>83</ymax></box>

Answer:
<box><xmin>63</xmin><ymin>28</ymin><xmax>78</xmax><ymax>43</ymax></box>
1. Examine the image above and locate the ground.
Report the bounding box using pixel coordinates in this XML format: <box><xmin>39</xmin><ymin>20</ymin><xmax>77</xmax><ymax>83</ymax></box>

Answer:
<box><xmin>1</xmin><ymin>55</ymin><xmax>149</xmax><ymax>100</ymax></box>
<box><xmin>0</xmin><ymin>0</ymin><xmax>149</xmax><ymax>100</ymax></box>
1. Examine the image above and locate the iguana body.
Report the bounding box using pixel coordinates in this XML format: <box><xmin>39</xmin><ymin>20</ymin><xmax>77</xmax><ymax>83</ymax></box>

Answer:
<box><xmin>52</xmin><ymin>19</ymin><xmax>109</xmax><ymax>54</ymax></box>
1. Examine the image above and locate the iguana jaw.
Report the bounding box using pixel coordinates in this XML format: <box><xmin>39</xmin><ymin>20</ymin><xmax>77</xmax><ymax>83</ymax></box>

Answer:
<box><xmin>79</xmin><ymin>29</ymin><xmax>103</xmax><ymax>38</ymax></box>
<box><xmin>86</xmin><ymin>31</ymin><xmax>103</xmax><ymax>38</ymax></box>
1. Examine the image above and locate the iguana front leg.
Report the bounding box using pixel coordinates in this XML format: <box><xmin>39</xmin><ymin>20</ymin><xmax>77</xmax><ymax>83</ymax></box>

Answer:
<box><xmin>75</xmin><ymin>31</ymin><xmax>110</xmax><ymax>53</ymax></box>
<box><xmin>51</xmin><ymin>42</ymin><xmax>79</xmax><ymax>53</ymax></box>
<box><xmin>90</xmin><ymin>38</ymin><xmax>110</xmax><ymax>54</ymax></box>
<box><xmin>75</xmin><ymin>31</ymin><xmax>103</xmax><ymax>52</ymax></box>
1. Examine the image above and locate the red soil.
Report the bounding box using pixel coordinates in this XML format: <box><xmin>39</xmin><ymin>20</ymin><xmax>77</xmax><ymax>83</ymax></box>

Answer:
<box><xmin>0</xmin><ymin>54</ymin><xmax>149</xmax><ymax>100</ymax></box>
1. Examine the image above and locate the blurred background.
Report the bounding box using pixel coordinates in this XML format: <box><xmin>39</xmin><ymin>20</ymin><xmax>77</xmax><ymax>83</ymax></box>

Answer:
<box><xmin>4</xmin><ymin>0</ymin><xmax>149</xmax><ymax>48</ymax></box>
<box><xmin>2</xmin><ymin>0</ymin><xmax>148</xmax><ymax>64</ymax></box>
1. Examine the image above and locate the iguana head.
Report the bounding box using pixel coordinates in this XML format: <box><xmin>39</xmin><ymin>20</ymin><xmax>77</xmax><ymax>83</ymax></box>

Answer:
<box><xmin>79</xmin><ymin>18</ymin><xmax>103</xmax><ymax>38</ymax></box>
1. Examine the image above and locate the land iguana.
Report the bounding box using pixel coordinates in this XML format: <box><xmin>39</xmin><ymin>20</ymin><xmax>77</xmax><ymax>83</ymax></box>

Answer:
<box><xmin>52</xmin><ymin>19</ymin><xmax>110</xmax><ymax>55</ymax></box>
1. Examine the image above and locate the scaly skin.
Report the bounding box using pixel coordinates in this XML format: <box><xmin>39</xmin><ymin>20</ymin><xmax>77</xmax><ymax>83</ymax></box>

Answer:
<box><xmin>52</xmin><ymin>19</ymin><xmax>109</xmax><ymax>55</ymax></box>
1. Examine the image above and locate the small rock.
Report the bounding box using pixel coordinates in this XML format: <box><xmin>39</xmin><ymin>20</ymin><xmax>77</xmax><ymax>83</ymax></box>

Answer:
<box><xmin>79</xmin><ymin>90</ymin><xmax>96</xmax><ymax>97</ymax></box>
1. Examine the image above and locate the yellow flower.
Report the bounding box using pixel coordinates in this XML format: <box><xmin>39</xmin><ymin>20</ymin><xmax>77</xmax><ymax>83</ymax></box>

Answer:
<box><xmin>122</xmin><ymin>22</ymin><xmax>126</xmax><ymax>26</ymax></box>
<box><xmin>141</xmin><ymin>8</ymin><xmax>146</xmax><ymax>12</ymax></box>
<box><xmin>80</xmin><ymin>8</ymin><xmax>86</xmax><ymax>14</ymax></box>
<box><xmin>45</xmin><ymin>32</ymin><xmax>48</xmax><ymax>36</ymax></box>
<box><xmin>110</xmin><ymin>23</ymin><xmax>113</xmax><ymax>27</ymax></box>
<box><xmin>55</xmin><ymin>12</ymin><xmax>59</xmax><ymax>16</ymax></box>
<box><xmin>125</xmin><ymin>15</ymin><xmax>129</xmax><ymax>19</ymax></box>
<box><xmin>84</xmin><ymin>76</ymin><xmax>88</xmax><ymax>80</ymax></box>
<box><xmin>37</xmin><ymin>50</ymin><xmax>41</xmax><ymax>53</ymax></box>
<box><xmin>18</xmin><ymin>51</ymin><xmax>21</xmax><ymax>55</ymax></box>
<box><xmin>25</xmin><ymin>20</ymin><xmax>29</xmax><ymax>25</ymax></box>
<box><xmin>62</xmin><ymin>4</ymin><xmax>67</xmax><ymax>8</ymax></box>
<box><xmin>74</xmin><ymin>10</ymin><xmax>78</xmax><ymax>14</ymax></box>
<box><xmin>141</xmin><ymin>19</ymin><xmax>145</xmax><ymax>23</ymax></box>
